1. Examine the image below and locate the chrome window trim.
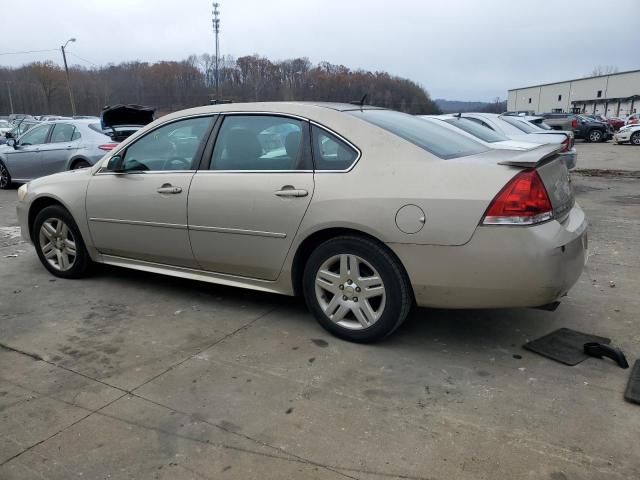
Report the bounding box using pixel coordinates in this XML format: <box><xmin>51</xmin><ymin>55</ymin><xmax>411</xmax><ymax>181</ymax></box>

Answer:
<box><xmin>96</xmin><ymin>111</ymin><xmax>363</xmax><ymax>175</ymax></box>
<box><xmin>95</xmin><ymin>170</ymin><xmax>196</xmax><ymax>176</ymax></box>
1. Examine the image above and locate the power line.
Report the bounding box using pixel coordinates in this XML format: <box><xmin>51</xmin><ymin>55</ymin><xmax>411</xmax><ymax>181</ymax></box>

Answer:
<box><xmin>0</xmin><ymin>48</ymin><xmax>59</xmax><ymax>56</ymax></box>
<box><xmin>66</xmin><ymin>51</ymin><xmax>99</xmax><ymax>67</ymax></box>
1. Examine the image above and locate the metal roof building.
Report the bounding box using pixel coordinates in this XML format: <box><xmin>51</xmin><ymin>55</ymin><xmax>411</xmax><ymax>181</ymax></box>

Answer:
<box><xmin>507</xmin><ymin>69</ymin><xmax>640</xmax><ymax>117</ymax></box>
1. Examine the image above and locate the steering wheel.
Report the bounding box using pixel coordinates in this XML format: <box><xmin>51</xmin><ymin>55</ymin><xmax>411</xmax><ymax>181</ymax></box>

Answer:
<box><xmin>162</xmin><ymin>157</ymin><xmax>191</xmax><ymax>170</ymax></box>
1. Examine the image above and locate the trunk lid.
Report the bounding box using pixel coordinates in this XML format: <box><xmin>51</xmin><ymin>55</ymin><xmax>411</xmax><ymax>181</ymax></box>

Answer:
<box><xmin>100</xmin><ymin>104</ymin><xmax>155</xmax><ymax>130</ymax></box>
<box><xmin>498</xmin><ymin>144</ymin><xmax>574</xmax><ymax>222</ymax></box>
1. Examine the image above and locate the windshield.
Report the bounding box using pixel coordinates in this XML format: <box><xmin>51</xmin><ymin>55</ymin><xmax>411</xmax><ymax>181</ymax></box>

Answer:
<box><xmin>440</xmin><ymin>117</ymin><xmax>508</xmax><ymax>143</ymax></box>
<box><xmin>500</xmin><ymin>115</ymin><xmax>538</xmax><ymax>133</ymax></box>
<box><xmin>348</xmin><ymin>110</ymin><xmax>487</xmax><ymax>159</ymax></box>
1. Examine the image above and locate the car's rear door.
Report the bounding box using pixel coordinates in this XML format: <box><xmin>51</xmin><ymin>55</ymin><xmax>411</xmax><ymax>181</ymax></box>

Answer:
<box><xmin>5</xmin><ymin>124</ymin><xmax>52</xmax><ymax>181</ymax></box>
<box><xmin>38</xmin><ymin>122</ymin><xmax>81</xmax><ymax>175</ymax></box>
<box><xmin>85</xmin><ymin>115</ymin><xmax>214</xmax><ymax>267</ymax></box>
<box><xmin>188</xmin><ymin>114</ymin><xmax>314</xmax><ymax>280</ymax></box>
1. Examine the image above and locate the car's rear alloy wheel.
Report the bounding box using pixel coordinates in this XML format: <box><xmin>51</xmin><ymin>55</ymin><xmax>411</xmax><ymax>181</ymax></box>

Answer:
<box><xmin>0</xmin><ymin>161</ymin><xmax>11</xmax><ymax>189</ymax></box>
<box><xmin>588</xmin><ymin>129</ymin><xmax>603</xmax><ymax>142</ymax></box>
<box><xmin>631</xmin><ymin>132</ymin><xmax>640</xmax><ymax>146</ymax></box>
<box><xmin>72</xmin><ymin>160</ymin><xmax>91</xmax><ymax>169</ymax></box>
<box><xmin>33</xmin><ymin>205</ymin><xmax>91</xmax><ymax>278</ymax></box>
<box><xmin>303</xmin><ymin>236</ymin><xmax>412</xmax><ymax>343</ymax></box>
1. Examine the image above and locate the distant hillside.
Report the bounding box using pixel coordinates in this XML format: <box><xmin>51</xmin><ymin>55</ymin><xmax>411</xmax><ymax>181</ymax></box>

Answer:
<box><xmin>435</xmin><ymin>99</ymin><xmax>492</xmax><ymax>113</ymax></box>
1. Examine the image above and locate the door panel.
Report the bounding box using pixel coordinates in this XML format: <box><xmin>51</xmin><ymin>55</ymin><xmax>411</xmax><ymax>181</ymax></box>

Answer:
<box><xmin>188</xmin><ymin>172</ymin><xmax>314</xmax><ymax>279</ymax></box>
<box><xmin>86</xmin><ymin>172</ymin><xmax>197</xmax><ymax>267</ymax></box>
<box><xmin>39</xmin><ymin>141</ymin><xmax>79</xmax><ymax>175</ymax></box>
<box><xmin>5</xmin><ymin>146</ymin><xmax>41</xmax><ymax>180</ymax></box>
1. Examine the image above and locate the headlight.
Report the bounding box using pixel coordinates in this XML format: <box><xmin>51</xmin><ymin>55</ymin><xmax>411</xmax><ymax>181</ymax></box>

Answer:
<box><xmin>17</xmin><ymin>183</ymin><xmax>28</xmax><ymax>202</ymax></box>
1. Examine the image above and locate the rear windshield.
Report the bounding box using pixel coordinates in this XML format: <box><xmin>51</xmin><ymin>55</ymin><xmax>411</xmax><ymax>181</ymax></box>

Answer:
<box><xmin>90</xmin><ymin>123</ymin><xmax>140</xmax><ymax>142</ymax></box>
<box><xmin>348</xmin><ymin>110</ymin><xmax>487</xmax><ymax>159</ymax></box>
<box><xmin>500</xmin><ymin>115</ymin><xmax>538</xmax><ymax>133</ymax></box>
<box><xmin>440</xmin><ymin>117</ymin><xmax>508</xmax><ymax>143</ymax></box>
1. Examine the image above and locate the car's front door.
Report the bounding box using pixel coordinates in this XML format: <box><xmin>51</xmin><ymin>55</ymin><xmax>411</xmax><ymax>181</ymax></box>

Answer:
<box><xmin>5</xmin><ymin>124</ymin><xmax>52</xmax><ymax>181</ymax></box>
<box><xmin>188</xmin><ymin>114</ymin><xmax>314</xmax><ymax>280</ymax></box>
<box><xmin>85</xmin><ymin>115</ymin><xmax>214</xmax><ymax>267</ymax></box>
<box><xmin>38</xmin><ymin>123</ymin><xmax>81</xmax><ymax>175</ymax></box>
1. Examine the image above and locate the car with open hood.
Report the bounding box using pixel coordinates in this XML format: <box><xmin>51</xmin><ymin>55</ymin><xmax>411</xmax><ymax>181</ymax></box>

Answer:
<box><xmin>100</xmin><ymin>104</ymin><xmax>155</xmax><ymax>142</ymax></box>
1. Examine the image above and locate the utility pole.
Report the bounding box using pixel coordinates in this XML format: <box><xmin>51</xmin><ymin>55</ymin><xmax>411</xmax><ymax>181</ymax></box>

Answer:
<box><xmin>61</xmin><ymin>38</ymin><xmax>77</xmax><ymax>116</ymax></box>
<box><xmin>212</xmin><ymin>2</ymin><xmax>220</xmax><ymax>102</ymax></box>
<box><xmin>6</xmin><ymin>81</ymin><xmax>14</xmax><ymax>114</ymax></box>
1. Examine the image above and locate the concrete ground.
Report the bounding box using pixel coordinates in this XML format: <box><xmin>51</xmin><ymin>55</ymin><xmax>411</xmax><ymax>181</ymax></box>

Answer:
<box><xmin>0</xmin><ymin>143</ymin><xmax>639</xmax><ymax>479</ymax></box>
<box><xmin>573</xmin><ymin>139</ymin><xmax>640</xmax><ymax>172</ymax></box>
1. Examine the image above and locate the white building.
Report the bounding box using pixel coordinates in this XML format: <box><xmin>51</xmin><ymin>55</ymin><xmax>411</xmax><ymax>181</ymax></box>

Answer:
<box><xmin>507</xmin><ymin>69</ymin><xmax>640</xmax><ymax>117</ymax></box>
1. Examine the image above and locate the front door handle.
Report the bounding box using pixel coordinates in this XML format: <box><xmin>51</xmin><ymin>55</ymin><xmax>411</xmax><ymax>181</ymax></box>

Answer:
<box><xmin>274</xmin><ymin>185</ymin><xmax>308</xmax><ymax>197</ymax></box>
<box><xmin>157</xmin><ymin>183</ymin><xmax>182</xmax><ymax>194</ymax></box>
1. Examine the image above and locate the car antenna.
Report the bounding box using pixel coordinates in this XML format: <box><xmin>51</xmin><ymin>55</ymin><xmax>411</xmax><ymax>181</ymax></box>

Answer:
<box><xmin>350</xmin><ymin>94</ymin><xmax>368</xmax><ymax>110</ymax></box>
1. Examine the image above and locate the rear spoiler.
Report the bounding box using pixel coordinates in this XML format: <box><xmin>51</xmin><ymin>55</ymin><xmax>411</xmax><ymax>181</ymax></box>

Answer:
<box><xmin>498</xmin><ymin>144</ymin><xmax>562</xmax><ymax>168</ymax></box>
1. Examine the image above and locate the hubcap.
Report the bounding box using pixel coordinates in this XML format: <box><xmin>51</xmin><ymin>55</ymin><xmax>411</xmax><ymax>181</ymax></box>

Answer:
<box><xmin>38</xmin><ymin>218</ymin><xmax>77</xmax><ymax>271</ymax></box>
<box><xmin>0</xmin><ymin>165</ymin><xmax>8</xmax><ymax>188</ymax></box>
<box><xmin>315</xmin><ymin>254</ymin><xmax>386</xmax><ymax>330</ymax></box>
<box><xmin>590</xmin><ymin>131</ymin><xmax>601</xmax><ymax>141</ymax></box>
<box><xmin>632</xmin><ymin>134</ymin><xmax>640</xmax><ymax>145</ymax></box>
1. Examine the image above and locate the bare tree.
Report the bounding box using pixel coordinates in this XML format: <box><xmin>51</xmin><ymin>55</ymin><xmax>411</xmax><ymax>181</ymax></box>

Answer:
<box><xmin>587</xmin><ymin>65</ymin><xmax>619</xmax><ymax>77</ymax></box>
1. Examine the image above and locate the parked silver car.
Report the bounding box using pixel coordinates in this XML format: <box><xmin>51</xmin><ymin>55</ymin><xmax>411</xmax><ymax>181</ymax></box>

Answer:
<box><xmin>16</xmin><ymin>102</ymin><xmax>588</xmax><ymax>342</ymax></box>
<box><xmin>0</xmin><ymin>119</ymin><xmax>119</xmax><ymax>189</ymax></box>
<box><xmin>452</xmin><ymin>113</ymin><xmax>577</xmax><ymax>169</ymax></box>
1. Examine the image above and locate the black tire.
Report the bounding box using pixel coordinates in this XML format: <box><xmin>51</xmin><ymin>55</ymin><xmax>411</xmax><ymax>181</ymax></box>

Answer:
<box><xmin>631</xmin><ymin>131</ymin><xmax>640</xmax><ymax>146</ymax></box>
<box><xmin>586</xmin><ymin>129</ymin><xmax>603</xmax><ymax>143</ymax></box>
<box><xmin>33</xmin><ymin>205</ymin><xmax>91</xmax><ymax>279</ymax></box>
<box><xmin>71</xmin><ymin>159</ymin><xmax>91</xmax><ymax>169</ymax></box>
<box><xmin>302</xmin><ymin>235</ymin><xmax>413</xmax><ymax>343</ymax></box>
<box><xmin>0</xmin><ymin>160</ymin><xmax>12</xmax><ymax>190</ymax></box>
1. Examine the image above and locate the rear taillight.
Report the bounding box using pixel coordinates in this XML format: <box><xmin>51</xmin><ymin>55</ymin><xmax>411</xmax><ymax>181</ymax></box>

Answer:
<box><xmin>98</xmin><ymin>143</ymin><xmax>118</xmax><ymax>151</ymax></box>
<box><xmin>482</xmin><ymin>170</ymin><xmax>553</xmax><ymax>226</ymax></box>
<box><xmin>571</xmin><ymin>118</ymin><xmax>578</xmax><ymax>129</ymax></box>
<box><xmin>561</xmin><ymin>136</ymin><xmax>570</xmax><ymax>152</ymax></box>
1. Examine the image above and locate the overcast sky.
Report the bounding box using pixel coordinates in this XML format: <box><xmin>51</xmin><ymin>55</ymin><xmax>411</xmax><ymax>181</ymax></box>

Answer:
<box><xmin>2</xmin><ymin>0</ymin><xmax>638</xmax><ymax>101</ymax></box>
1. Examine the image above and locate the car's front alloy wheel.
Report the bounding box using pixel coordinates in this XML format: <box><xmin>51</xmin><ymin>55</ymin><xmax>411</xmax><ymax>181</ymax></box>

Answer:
<box><xmin>0</xmin><ymin>161</ymin><xmax>12</xmax><ymax>189</ymax></box>
<box><xmin>588</xmin><ymin>129</ymin><xmax>603</xmax><ymax>142</ymax></box>
<box><xmin>631</xmin><ymin>131</ymin><xmax>640</xmax><ymax>146</ymax></box>
<box><xmin>33</xmin><ymin>205</ymin><xmax>91</xmax><ymax>278</ymax></box>
<box><xmin>303</xmin><ymin>236</ymin><xmax>413</xmax><ymax>343</ymax></box>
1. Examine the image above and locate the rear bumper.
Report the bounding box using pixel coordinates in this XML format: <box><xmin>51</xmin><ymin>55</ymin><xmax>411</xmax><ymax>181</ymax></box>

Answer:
<box><xmin>388</xmin><ymin>204</ymin><xmax>588</xmax><ymax>309</ymax></box>
<box><xmin>559</xmin><ymin>148</ymin><xmax>577</xmax><ymax>170</ymax></box>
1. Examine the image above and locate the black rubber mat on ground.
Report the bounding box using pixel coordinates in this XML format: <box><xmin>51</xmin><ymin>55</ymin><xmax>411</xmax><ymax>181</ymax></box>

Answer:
<box><xmin>624</xmin><ymin>360</ymin><xmax>640</xmax><ymax>405</ymax></box>
<box><xmin>523</xmin><ymin>328</ymin><xmax>611</xmax><ymax>366</ymax></box>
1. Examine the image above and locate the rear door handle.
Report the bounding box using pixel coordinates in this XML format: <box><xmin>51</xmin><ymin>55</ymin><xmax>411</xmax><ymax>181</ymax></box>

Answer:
<box><xmin>157</xmin><ymin>184</ymin><xmax>182</xmax><ymax>194</ymax></box>
<box><xmin>274</xmin><ymin>186</ymin><xmax>308</xmax><ymax>197</ymax></box>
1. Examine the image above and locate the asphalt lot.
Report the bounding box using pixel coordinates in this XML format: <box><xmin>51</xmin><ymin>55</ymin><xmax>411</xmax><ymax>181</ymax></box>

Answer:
<box><xmin>0</xmin><ymin>142</ymin><xmax>639</xmax><ymax>479</ymax></box>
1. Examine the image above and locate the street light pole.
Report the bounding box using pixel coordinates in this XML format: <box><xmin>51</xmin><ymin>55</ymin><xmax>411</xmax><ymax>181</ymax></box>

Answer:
<box><xmin>6</xmin><ymin>81</ymin><xmax>14</xmax><ymax>114</ymax></box>
<box><xmin>212</xmin><ymin>2</ymin><xmax>220</xmax><ymax>102</ymax></box>
<box><xmin>61</xmin><ymin>38</ymin><xmax>77</xmax><ymax>116</ymax></box>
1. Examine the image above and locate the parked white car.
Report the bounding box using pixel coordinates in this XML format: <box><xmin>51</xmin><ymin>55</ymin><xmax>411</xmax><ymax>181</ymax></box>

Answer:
<box><xmin>614</xmin><ymin>124</ymin><xmax>640</xmax><ymax>145</ymax></box>
<box><xmin>449</xmin><ymin>113</ymin><xmax>577</xmax><ymax>169</ymax></box>
<box><xmin>421</xmin><ymin>115</ymin><xmax>543</xmax><ymax>151</ymax></box>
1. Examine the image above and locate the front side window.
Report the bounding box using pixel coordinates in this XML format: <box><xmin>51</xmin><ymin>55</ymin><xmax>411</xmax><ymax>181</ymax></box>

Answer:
<box><xmin>50</xmin><ymin>123</ymin><xmax>77</xmax><ymax>143</ymax></box>
<box><xmin>441</xmin><ymin>117</ymin><xmax>508</xmax><ymax>143</ymax></box>
<box><xmin>121</xmin><ymin>116</ymin><xmax>212</xmax><ymax>172</ymax></box>
<box><xmin>19</xmin><ymin>125</ymin><xmax>50</xmax><ymax>146</ymax></box>
<box><xmin>312</xmin><ymin>126</ymin><xmax>358</xmax><ymax>170</ymax></box>
<box><xmin>210</xmin><ymin>115</ymin><xmax>311</xmax><ymax>170</ymax></box>
<box><xmin>349</xmin><ymin>110</ymin><xmax>487</xmax><ymax>159</ymax></box>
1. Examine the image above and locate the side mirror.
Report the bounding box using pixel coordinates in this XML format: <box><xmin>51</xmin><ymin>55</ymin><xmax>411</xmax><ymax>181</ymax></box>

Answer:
<box><xmin>105</xmin><ymin>155</ymin><xmax>124</xmax><ymax>172</ymax></box>
<box><xmin>7</xmin><ymin>138</ymin><xmax>16</xmax><ymax>149</ymax></box>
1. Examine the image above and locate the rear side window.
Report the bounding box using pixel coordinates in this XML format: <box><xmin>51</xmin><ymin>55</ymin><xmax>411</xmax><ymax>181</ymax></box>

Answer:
<box><xmin>349</xmin><ymin>110</ymin><xmax>487</xmax><ymax>159</ymax></box>
<box><xmin>210</xmin><ymin>115</ymin><xmax>312</xmax><ymax>171</ymax></box>
<box><xmin>311</xmin><ymin>126</ymin><xmax>358</xmax><ymax>170</ymax></box>
<box><xmin>50</xmin><ymin>123</ymin><xmax>78</xmax><ymax>143</ymax></box>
